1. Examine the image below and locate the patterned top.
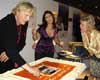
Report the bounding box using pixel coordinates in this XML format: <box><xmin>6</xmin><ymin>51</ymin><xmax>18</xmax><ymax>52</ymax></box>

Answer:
<box><xmin>82</xmin><ymin>29</ymin><xmax>100</xmax><ymax>58</ymax></box>
<box><xmin>35</xmin><ymin>26</ymin><xmax>58</xmax><ymax>54</ymax></box>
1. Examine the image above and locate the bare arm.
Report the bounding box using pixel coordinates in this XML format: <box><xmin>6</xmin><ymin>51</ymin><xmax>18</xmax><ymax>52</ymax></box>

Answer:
<box><xmin>22</xmin><ymin>63</ymin><xmax>40</xmax><ymax>77</ymax></box>
<box><xmin>32</xmin><ymin>28</ymin><xmax>40</xmax><ymax>41</ymax></box>
<box><xmin>0</xmin><ymin>51</ymin><xmax>40</xmax><ymax>77</ymax></box>
<box><xmin>32</xmin><ymin>28</ymin><xmax>40</xmax><ymax>48</ymax></box>
<box><xmin>54</xmin><ymin>33</ymin><xmax>64</xmax><ymax>47</ymax></box>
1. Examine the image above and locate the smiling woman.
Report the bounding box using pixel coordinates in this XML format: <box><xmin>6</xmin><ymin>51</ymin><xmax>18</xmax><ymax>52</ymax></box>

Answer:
<box><xmin>32</xmin><ymin>10</ymin><xmax>64</xmax><ymax>60</ymax></box>
<box><xmin>80</xmin><ymin>14</ymin><xmax>100</xmax><ymax>80</ymax></box>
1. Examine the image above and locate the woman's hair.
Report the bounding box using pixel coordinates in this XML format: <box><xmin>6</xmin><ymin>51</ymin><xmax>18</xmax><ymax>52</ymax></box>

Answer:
<box><xmin>80</xmin><ymin>15</ymin><xmax>96</xmax><ymax>29</ymax></box>
<box><xmin>39</xmin><ymin>10</ymin><xmax>56</xmax><ymax>29</ymax></box>
<box><xmin>12</xmin><ymin>1</ymin><xmax>34</xmax><ymax>16</ymax></box>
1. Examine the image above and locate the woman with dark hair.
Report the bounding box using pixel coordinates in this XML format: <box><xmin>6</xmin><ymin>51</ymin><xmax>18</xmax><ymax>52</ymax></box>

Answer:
<box><xmin>32</xmin><ymin>10</ymin><xmax>64</xmax><ymax>60</ymax></box>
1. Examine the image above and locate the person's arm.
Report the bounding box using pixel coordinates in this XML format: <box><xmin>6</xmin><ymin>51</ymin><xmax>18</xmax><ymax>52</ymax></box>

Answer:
<box><xmin>22</xmin><ymin>64</ymin><xmax>40</xmax><ymax>77</ymax></box>
<box><xmin>32</xmin><ymin>28</ymin><xmax>40</xmax><ymax>41</ymax></box>
<box><xmin>32</xmin><ymin>28</ymin><xmax>40</xmax><ymax>48</ymax></box>
<box><xmin>0</xmin><ymin>52</ymin><xmax>40</xmax><ymax>77</ymax></box>
<box><xmin>4</xmin><ymin>29</ymin><xmax>40</xmax><ymax>77</ymax></box>
<box><xmin>88</xmin><ymin>31</ymin><xmax>100</xmax><ymax>57</ymax></box>
<box><xmin>0</xmin><ymin>30</ymin><xmax>39</xmax><ymax>76</ymax></box>
<box><xmin>54</xmin><ymin>32</ymin><xmax>64</xmax><ymax>47</ymax></box>
<box><xmin>0</xmin><ymin>15</ymin><xmax>40</xmax><ymax>76</ymax></box>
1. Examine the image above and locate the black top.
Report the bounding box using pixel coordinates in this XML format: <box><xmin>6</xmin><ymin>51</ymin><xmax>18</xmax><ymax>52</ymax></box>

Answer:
<box><xmin>0</xmin><ymin>13</ymin><xmax>28</xmax><ymax>70</ymax></box>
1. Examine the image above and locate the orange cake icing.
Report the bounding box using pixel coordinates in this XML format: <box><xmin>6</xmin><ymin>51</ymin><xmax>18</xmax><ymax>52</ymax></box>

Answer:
<box><xmin>15</xmin><ymin>61</ymin><xmax>76</xmax><ymax>80</ymax></box>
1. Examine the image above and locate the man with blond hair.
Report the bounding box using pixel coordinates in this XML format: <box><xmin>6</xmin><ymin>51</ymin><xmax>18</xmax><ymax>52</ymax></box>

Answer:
<box><xmin>0</xmin><ymin>1</ymin><xmax>40</xmax><ymax>77</ymax></box>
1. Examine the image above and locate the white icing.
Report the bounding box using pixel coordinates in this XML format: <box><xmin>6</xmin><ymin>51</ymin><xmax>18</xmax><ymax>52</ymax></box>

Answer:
<box><xmin>0</xmin><ymin>57</ymin><xmax>86</xmax><ymax>80</ymax></box>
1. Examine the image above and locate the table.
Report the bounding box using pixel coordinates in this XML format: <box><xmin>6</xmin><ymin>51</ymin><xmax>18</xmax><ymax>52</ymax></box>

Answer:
<box><xmin>68</xmin><ymin>42</ymin><xmax>83</xmax><ymax>52</ymax></box>
<box><xmin>0</xmin><ymin>57</ymin><xmax>86</xmax><ymax>80</ymax></box>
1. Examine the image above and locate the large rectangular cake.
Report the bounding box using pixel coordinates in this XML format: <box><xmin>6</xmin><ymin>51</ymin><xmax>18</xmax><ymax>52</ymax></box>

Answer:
<box><xmin>0</xmin><ymin>57</ymin><xmax>86</xmax><ymax>80</ymax></box>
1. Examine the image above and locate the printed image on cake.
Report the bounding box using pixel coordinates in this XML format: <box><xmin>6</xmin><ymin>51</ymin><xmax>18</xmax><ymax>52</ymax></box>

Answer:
<box><xmin>39</xmin><ymin>65</ymin><xmax>59</xmax><ymax>75</ymax></box>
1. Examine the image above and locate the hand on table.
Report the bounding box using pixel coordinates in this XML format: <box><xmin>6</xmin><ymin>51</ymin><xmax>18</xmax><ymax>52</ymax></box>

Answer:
<box><xmin>30</xmin><ymin>67</ymin><xmax>41</xmax><ymax>77</ymax></box>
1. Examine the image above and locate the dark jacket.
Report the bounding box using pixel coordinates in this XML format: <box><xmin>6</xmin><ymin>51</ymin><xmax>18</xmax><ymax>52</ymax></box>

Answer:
<box><xmin>0</xmin><ymin>13</ymin><xmax>28</xmax><ymax>73</ymax></box>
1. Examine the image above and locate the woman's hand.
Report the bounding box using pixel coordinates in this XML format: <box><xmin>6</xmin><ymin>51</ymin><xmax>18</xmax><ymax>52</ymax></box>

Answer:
<box><xmin>32</xmin><ymin>42</ymin><xmax>37</xmax><ymax>49</ymax></box>
<box><xmin>32</xmin><ymin>28</ymin><xmax>40</xmax><ymax>41</ymax></box>
<box><xmin>32</xmin><ymin>28</ymin><xmax>37</xmax><ymax>35</ymax></box>
<box><xmin>59</xmin><ymin>41</ymin><xmax>64</xmax><ymax>47</ymax></box>
<box><xmin>32</xmin><ymin>40</ymin><xmax>39</xmax><ymax>49</ymax></box>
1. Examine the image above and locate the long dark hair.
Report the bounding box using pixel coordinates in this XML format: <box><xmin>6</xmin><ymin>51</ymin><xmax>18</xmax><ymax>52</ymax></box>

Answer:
<box><xmin>39</xmin><ymin>10</ymin><xmax>56</xmax><ymax>29</ymax></box>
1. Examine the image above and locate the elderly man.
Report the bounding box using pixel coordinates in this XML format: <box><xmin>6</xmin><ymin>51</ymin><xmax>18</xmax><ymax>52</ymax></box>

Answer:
<box><xmin>0</xmin><ymin>1</ymin><xmax>40</xmax><ymax>77</ymax></box>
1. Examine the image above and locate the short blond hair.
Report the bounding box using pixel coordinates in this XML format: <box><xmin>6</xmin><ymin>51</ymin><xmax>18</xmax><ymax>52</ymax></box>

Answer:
<box><xmin>80</xmin><ymin>15</ymin><xmax>95</xmax><ymax>29</ymax></box>
<box><xmin>12</xmin><ymin>1</ymin><xmax>34</xmax><ymax>16</ymax></box>
<box><xmin>80</xmin><ymin>15</ymin><xmax>95</xmax><ymax>26</ymax></box>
